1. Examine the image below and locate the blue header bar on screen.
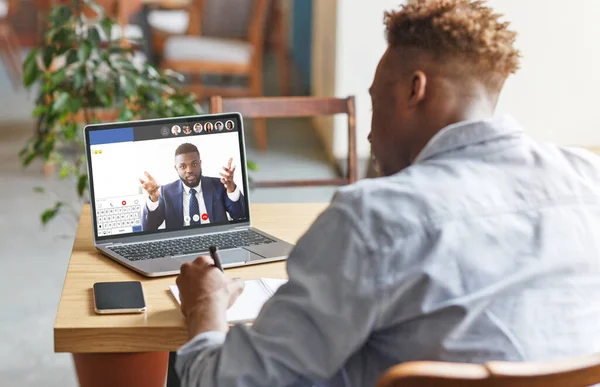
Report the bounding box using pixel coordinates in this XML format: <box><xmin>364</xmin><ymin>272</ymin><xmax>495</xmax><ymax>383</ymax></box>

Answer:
<box><xmin>88</xmin><ymin>128</ymin><xmax>134</xmax><ymax>145</ymax></box>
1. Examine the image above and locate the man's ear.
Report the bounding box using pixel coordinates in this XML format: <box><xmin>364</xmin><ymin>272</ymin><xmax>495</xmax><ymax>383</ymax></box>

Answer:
<box><xmin>408</xmin><ymin>71</ymin><xmax>427</xmax><ymax>108</ymax></box>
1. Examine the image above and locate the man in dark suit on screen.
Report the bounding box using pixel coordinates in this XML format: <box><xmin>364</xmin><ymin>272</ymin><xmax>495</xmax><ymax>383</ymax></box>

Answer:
<box><xmin>139</xmin><ymin>143</ymin><xmax>246</xmax><ymax>231</ymax></box>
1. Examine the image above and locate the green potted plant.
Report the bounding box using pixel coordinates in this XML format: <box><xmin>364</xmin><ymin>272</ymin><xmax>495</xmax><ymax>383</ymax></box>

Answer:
<box><xmin>19</xmin><ymin>0</ymin><xmax>257</xmax><ymax>225</ymax></box>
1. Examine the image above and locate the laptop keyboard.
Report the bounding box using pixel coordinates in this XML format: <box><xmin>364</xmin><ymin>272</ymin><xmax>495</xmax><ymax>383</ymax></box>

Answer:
<box><xmin>108</xmin><ymin>230</ymin><xmax>276</xmax><ymax>261</ymax></box>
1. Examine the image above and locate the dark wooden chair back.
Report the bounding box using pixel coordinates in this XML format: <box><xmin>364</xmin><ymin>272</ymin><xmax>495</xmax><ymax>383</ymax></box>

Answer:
<box><xmin>377</xmin><ymin>355</ymin><xmax>600</xmax><ymax>387</ymax></box>
<box><xmin>187</xmin><ymin>0</ymin><xmax>269</xmax><ymax>47</ymax></box>
<box><xmin>210</xmin><ymin>95</ymin><xmax>358</xmax><ymax>188</ymax></box>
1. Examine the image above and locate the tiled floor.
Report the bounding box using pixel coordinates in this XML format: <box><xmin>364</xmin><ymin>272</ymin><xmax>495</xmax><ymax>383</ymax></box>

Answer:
<box><xmin>0</xmin><ymin>126</ymin><xmax>80</xmax><ymax>387</ymax></box>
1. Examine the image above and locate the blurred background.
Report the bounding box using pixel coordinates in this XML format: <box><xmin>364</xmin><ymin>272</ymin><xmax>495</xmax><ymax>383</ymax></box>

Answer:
<box><xmin>2</xmin><ymin>0</ymin><xmax>600</xmax><ymax>386</ymax></box>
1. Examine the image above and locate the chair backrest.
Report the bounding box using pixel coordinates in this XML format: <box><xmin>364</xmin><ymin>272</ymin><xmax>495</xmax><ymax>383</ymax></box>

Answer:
<box><xmin>210</xmin><ymin>95</ymin><xmax>358</xmax><ymax>188</ymax></box>
<box><xmin>377</xmin><ymin>355</ymin><xmax>600</xmax><ymax>387</ymax></box>
<box><xmin>188</xmin><ymin>0</ymin><xmax>270</xmax><ymax>48</ymax></box>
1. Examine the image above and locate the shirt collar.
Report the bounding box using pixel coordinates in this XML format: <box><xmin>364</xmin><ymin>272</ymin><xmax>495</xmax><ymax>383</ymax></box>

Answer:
<box><xmin>413</xmin><ymin>115</ymin><xmax>524</xmax><ymax>163</ymax></box>
<box><xmin>182</xmin><ymin>181</ymin><xmax>201</xmax><ymax>195</ymax></box>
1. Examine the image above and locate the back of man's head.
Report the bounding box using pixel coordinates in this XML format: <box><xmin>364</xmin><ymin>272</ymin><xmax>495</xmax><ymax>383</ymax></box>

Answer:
<box><xmin>369</xmin><ymin>0</ymin><xmax>521</xmax><ymax>176</ymax></box>
<box><xmin>384</xmin><ymin>0</ymin><xmax>520</xmax><ymax>93</ymax></box>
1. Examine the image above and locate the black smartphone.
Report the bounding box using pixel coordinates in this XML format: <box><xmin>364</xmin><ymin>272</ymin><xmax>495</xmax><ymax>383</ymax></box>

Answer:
<box><xmin>93</xmin><ymin>281</ymin><xmax>147</xmax><ymax>314</ymax></box>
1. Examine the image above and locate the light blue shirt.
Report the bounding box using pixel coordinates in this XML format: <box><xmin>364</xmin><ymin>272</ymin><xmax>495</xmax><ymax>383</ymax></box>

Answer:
<box><xmin>176</xmin><ymin>116</ymin><xmax>600</xmax><ymax>386</ymax></box>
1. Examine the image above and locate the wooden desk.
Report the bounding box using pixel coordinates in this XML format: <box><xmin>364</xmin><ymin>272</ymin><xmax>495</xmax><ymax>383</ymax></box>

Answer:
<box><xmin>54</xmin><ymin>202</ymin><xmax>328</xmax><ymax>386</ymax></box>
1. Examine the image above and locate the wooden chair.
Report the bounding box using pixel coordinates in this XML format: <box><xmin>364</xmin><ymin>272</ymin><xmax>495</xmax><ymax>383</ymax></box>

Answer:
<box><xmin>160</xmin><ymin>0</ymin><xmax>272</xmax><ymax>101</ymax></box>
<box><xmin>146</xmin><ymin>0</ymin><xmax>190</xmax><ymax>54</ymax></box>
<box><xmin>0</xmin><ymin>0</ymin><xmax>22</xmax><ymax>89</ymax></box>
<box><xmin>149</xmin><ymin>0</ymin><xmax>290</xmax><ymax>96</ymax></box>
<box><xmin>377</xmin><ymin>354</ymin><xmax>600</xmax><ymax>387</ymax></box>
<box><xmin>210</xmin><ymin>95</ymin><xmax>358</xmax><ymax>187</ymax></box>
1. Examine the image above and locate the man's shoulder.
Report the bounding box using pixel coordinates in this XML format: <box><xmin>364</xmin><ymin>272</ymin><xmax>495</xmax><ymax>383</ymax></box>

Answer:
<box><xmin>334</xmin><ymin>172</ymin><xmax>429</xmax><ymax>208</ymax></box>
<box><xmin>201</xmin><ymin>176</ymin><xmax>223</xmax><ymax>189</ymax></box>
<box><xmin>556</xmin><ymin>145</ymin><xmax>600</xmax><ymax>183</ymax></box>
<box><xmin>202</xmin><ymin>176</ymin><xmax>222</xmax><ymax>183</ymax></box>
<box><xmin>162</xmin><ymin>180</ymin><xmax>181</xmax><ymax>192</ymax></box>
<box><xmin>331</xmin><ymin>174</ymin><xmax>430</xmax><ymax>236</ymax></box>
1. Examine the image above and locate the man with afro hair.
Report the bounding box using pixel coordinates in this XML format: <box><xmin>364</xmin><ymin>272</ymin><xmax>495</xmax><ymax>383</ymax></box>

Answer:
<box><xmin>174</xmin><ymin>1</ymin><xmax>600</xmax><ymax>386</ymax></box>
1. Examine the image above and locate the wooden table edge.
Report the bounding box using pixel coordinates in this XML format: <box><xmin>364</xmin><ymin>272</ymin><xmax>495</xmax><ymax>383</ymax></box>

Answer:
<box><xmin>54</xmin><ymin>325</ymin><xmax>189</xmax><ymax>353</ymax></box>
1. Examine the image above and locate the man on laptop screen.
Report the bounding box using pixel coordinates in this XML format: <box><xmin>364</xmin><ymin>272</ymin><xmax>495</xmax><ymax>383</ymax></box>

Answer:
<box><xmin>139</xmin><ymin>143</ymin><xmax>245</xmax><ymax>231</ymax></box>
<box><xmin>85</xmin><ymin>113</ymin><xmax>294</xmax><ymax>278</ymax></box>
<box><xmin>88</xmin><ymin>118</ymin><xmax>250</xmax><ymax>238</ymax></box>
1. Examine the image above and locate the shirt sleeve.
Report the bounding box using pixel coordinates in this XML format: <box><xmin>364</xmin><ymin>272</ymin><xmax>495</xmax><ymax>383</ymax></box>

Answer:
<box><xmin>175</xmin><ymin>203</ymin><xmax>381</xmax><ymax>386</ymax></box>
<box><xmin>226</xmin><ymin>186</ymin><xmax>241</xmax><ymax>202</ymax></box>
<box><xmin>146</xmin><ymin>195</ymin><xmax>159</xmax><ymax>211</ymax></box>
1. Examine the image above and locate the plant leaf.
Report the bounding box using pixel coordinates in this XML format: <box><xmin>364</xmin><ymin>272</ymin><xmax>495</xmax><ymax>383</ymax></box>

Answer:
<box><xmin>120</xmin><ymin>74</ymin><xmax>137</xmax><ymax>96</ymax></box>
<box><xmin>33</xmin><ymin>186</ymin><xmax>45</xmax><ymax>193</ymax></box>
<box><xmin>52</xmin><ymin>92</ymin><xmax>70</xmax><ymax>112</ymax></box>
<box><xmin>68</xmin><ymin>97</ymin><xmax>83</xmax><ymax>113</ymax></box>
<box><xmin>77</xmin><ymin>174</ymin><xmax>88</xmax><ymax>197</ymax></box>
<box><xmin>22</xmin><ymin>152</ymin><xmax>37</xmax><ymax>166</ymax></box>
<box><xmin>23</xmin><ymin>49</ymin><xmax>41</xmax><ymax>86</ymax></box>
<box><xmin>50</xmin><ymin>6</ymin><xmax>72</xmax><ymax>28</ymax></box>
<box><xmin>32</xmin><ymin>105</ymin><xmax>47</xmax><ymax>117</ymax></box>
<box><xmin>78</xmin><ymin>41</ymin><xmax>92</xmax><ymax>62</ymax></box>
<box><xmin>66</xmin><ymin>49</ymin><xmax>78</xmax><ymax>65</ymax></box>
<box><xmin>119</xmin><ymin>107</ymin><xmax>134</xmax><ymax>121</ymax></box>
<box><xmin>18</xmin><ymin>145</ymin><xmax>29</xmax><ymax>158</ymax></box>
<box><xmin>100</xmin><ymin>17</ymin><xmax>113</xmax><ymax>38</ymax></box>
<box><xmin>59</xmin><ymin>164</ymin><xmax>70</xmax><ymax>179</ymax></box>
<box><xmin>64</xmin><ymin>121</ymin><xmax>80</xmax><ymax>140</ymax></box>
<box><xmin>41</xmin><ymin>209</ymin><xmax>57</xmax><ymax>225</ymax></box>
<box><xmin>74</xmin><ymin>67</ymin><xmax>86</xmax><ymax>90</ymax></box>
<box><xmin>41</xmin><ymin>202</ymin><xmax>63</xmax><ymax>225</ymax></box>
<box><xmin>52</xmin><ymin>28</ymin><xmax>74</xmax><ymax>48</ymax></box>
<box><xmin>42</xmin><ymin>46</ymin><xmax>58</xmax><ymax>70</ymax></box>
<box><xmin>50</xmin><ymin>68</ymin><xmax>66</xmax><ymax>85</ymax></box>
<box><xmin>87</xmin><ymin>27</ymin><xmax>101</xmax><ymax>44</ymax></box>
<box><xmin>246</xmin><ymin>160</ymin><xmax>259</xmax><ymax>171</ymax></box>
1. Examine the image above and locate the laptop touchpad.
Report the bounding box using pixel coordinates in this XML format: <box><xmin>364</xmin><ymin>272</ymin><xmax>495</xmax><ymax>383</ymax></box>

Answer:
<box><xmin>177</xmin><ymin>248</ymin><xmax>260</xmax><ymax>267</ymax></box>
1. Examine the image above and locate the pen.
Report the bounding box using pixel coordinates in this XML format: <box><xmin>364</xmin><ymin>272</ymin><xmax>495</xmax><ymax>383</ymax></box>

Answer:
<box><xmin>208</xmin><ymin>245</ymin><xmax>223</xmax><ymax>272</ymax></box>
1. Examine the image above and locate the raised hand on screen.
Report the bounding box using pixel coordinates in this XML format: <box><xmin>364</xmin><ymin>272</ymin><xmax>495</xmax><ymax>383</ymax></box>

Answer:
<box><xmin>220</xmin><ymin>158</ymin><xmax>237</xmax><ymax>193</ymax></box>
<box><xmin>139</xmin><ymin>171</ymin><xmax>161</xmax><ymax>202</ymax></box>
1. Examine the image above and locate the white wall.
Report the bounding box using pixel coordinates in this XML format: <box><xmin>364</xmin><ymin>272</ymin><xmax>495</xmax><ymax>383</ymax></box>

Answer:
<box><xmin>312</xmin><ymin>0</ymin><xmax>600</xmax><ymax>161</ymax></box>
<box><xmin>489</xmin><ymin>0</ymin><xmax>600</xmax><ymax>146</ymax></box>
<box><xmin>312</xmin><ymin>0</ymin><xmax>408</xmax><ymax>161</ymax></box>
<box><xmin>311</xmin><ymin>0</ymin><xmax>339</xmax><ymax>159</ymax></box>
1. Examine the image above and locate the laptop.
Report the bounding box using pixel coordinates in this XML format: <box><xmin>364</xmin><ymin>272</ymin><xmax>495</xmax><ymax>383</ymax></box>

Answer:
<box><xmin>84</xmin><ymin>112</ymin><xmax>294</xmax><ymax>277</ymax></box>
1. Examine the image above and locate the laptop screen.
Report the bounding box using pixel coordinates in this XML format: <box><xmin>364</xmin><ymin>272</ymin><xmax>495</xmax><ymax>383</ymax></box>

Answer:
<box><xmin>85</xmin><ymin>113</ymin><xmax>250</xmax><ymax>241</ymax></box>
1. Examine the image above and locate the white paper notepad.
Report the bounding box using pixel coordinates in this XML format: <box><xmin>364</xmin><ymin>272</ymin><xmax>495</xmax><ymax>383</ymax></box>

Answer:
<box><xmin>169</xmin><ymin>278</ymin><xmax>287</xmax><ymax>324</ymax></box>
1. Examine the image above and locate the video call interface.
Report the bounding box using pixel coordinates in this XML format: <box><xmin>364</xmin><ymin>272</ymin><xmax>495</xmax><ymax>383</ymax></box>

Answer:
<box><xmin>88</xmin><ymin>116</ymin><xmax>249</xmax><ymax>239</ymax></box>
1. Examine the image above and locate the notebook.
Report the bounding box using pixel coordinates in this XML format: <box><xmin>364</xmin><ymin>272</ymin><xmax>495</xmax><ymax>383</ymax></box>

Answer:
<box><xmin>169</xmin><ymin>278</ymin><xmax>287</xmax><ymax>323</ymax></box>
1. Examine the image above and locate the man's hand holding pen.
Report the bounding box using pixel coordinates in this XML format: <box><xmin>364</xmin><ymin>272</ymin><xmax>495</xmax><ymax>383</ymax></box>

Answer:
<box><xmin>176</xmin><ymin>247</ymin><xmax>244</xmax><ymax>338</ymax></box>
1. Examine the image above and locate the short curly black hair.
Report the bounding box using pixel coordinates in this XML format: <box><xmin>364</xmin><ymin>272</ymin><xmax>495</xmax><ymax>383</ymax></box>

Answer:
<box><xmin>385</xmin><ymin>0</ymin><xmax>520</xmax><ymax>86</ymax></box>
<box><xmin>175</xmin><ymin>143</ymin><xmax>199</xmax><ymax>157</ymax></box>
